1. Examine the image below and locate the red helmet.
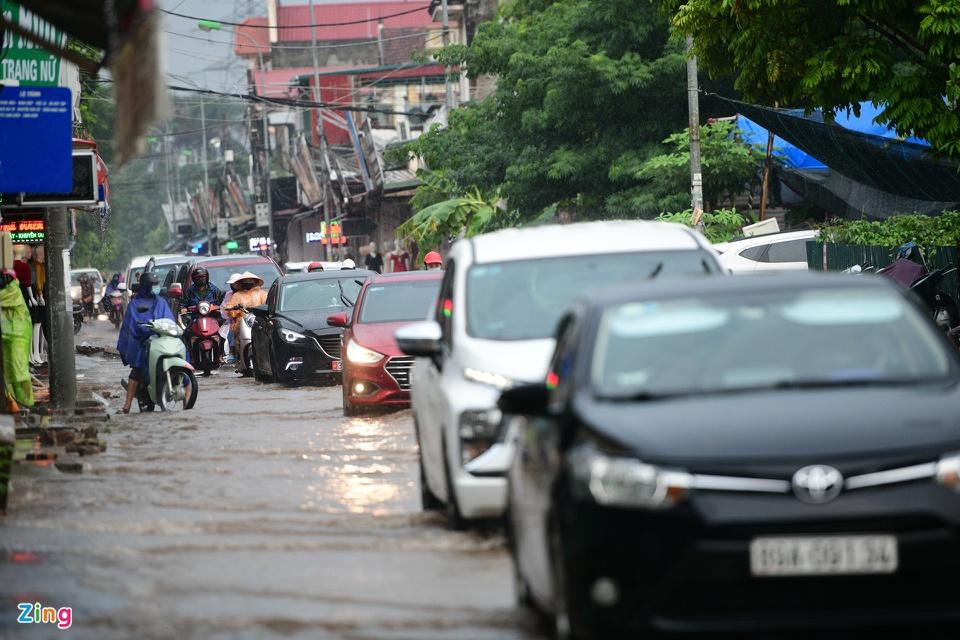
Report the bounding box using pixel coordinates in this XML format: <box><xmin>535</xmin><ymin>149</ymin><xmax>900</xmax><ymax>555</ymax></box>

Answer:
<box><xmin>306</xmin><ymin>261</ymin><xmax>325</xmax><ymax>272</ymax></box>
<box><xmin>424</xmin><ymin>251</ymin><xmax>442</xmax><ymax>266</ymax></box>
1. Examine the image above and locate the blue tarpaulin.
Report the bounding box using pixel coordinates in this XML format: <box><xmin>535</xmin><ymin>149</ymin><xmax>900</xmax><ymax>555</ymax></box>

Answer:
<box><xmin>736</xmin><ymin>102</ymin><xmax>929</xmax><ymax>171</ymax></box>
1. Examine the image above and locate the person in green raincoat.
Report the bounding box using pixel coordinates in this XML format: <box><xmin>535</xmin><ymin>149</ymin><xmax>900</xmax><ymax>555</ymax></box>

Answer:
<box><xmin>0</xmin><ymin>275</ymin><xmax>33</xmax><ymax>407</ymax></box>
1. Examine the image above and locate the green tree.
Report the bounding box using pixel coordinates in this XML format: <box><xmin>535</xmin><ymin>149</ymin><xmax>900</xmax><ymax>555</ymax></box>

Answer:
<box><xmin>404</xmin><ymin>0</ymin><xmax>688</xmax><ymax>219</ymax></box>
<box><xmin>665</xmin><ymin>0</ymin><xmax>960</xmax><ymax>156</ymax></box>
<box><xmin>609</xmin><ymin>120</ymin><xmax>761</xmax><ymax>215</ymax></box>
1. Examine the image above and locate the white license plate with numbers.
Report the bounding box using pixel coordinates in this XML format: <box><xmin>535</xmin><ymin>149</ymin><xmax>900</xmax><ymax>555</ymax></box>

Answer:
<box><xmin>750</xmin><ymin>535</ymin><xmax>897</xmax><ymax>577</ymax></box>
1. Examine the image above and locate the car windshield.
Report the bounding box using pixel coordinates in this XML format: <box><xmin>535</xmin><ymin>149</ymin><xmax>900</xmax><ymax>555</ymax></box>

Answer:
<box><xmin>592</xmin><ymin>287</ymin><xmax>955</xmax><ymax>400</ymax></box>
<box><xmin>358</xmin><ymin>279</ymin><xmax>441</xmax><ymax>323</ymax></box>
<box><xmin>206</xmin><ymin>263</ymin><xmax>281</xmax><ymax>291</ymax></box>
<box><xmin>280</xmin><ymin>278</ymin><xmax>364</xmax><ymax>312</ymax></box>
<box><xmin>467</xmin><ymin>251</ymin><xmax>715</xmax><ymax>341</ymax></box>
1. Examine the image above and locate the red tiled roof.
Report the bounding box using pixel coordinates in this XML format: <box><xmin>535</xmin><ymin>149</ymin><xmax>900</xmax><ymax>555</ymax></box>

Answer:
<box><xmin>277</xmin><ymin>1</ymin><xmax>439</xmax><ymax>42</ymax></box>
<box><xmin>235</xmin><ymin>17</ymin><xmax>271</xmax><ymax>58</ymax></box>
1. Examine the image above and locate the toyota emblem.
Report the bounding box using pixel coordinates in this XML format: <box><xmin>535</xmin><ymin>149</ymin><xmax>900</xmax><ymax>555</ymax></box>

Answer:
<box><xmin>792</xmin><ymin>465</ymin><xmax>844</xmax><ymax>504</ymax></box>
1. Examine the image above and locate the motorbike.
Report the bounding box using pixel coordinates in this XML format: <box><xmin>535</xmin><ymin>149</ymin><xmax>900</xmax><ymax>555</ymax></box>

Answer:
<box><xmin>226</xmin><ymin>305</ymin><xmax>257</xmax><ymax>377</ymax></box>
<box><xmin>135</xmin><ymin>317</ymin><xmax>198</xmax><ymax>412</ymax></box>
<box><xmin>107</xmin><ymin>290</ymin><xmax>124</xmax><ymax>329</ymax></box>
<box><xmin>72</xmin><ymin>301</ymin><xmax>83</xmax><ymax>335</ymax></box>
<box><xmin>910</xmin><ymin>264</ymin><xmax>959</xmax><ymax>333</ymax></box>
<box><xmin>182</xmin><ymin>301</ymin><xmax>223</xmax><ymax>377</ymax></box>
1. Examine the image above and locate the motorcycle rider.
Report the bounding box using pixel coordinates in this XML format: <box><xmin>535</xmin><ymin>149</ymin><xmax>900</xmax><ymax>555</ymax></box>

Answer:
<box><xmin>183</xmin><ymin>267</ymin><xmax>224</xmax><ymax>308</ymax></box>
<box><xmin>102</xmin><ymin>272</ymin><xmax>122</xmax><ymax>313</ymax></box>
<box><xmin>223</xmin><ymin>272</ymin><xmax>267</xmax><ymax>360</ymax></box>
<box><xmin>117</xmin><ymin>272</ymin><xmax>175</xmax><ymax>414</ymax></box>
<box><xmin>220</xmin><ymin>273</ymin><xmax>243</xmax><ymax>364</ymax></box>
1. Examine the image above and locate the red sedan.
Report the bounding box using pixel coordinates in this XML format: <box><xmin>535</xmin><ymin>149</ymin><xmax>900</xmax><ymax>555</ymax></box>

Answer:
<box><xmin>328</xmin><ymin>271</ymin><xmax>442</xmax><ymax>416</ymax></box>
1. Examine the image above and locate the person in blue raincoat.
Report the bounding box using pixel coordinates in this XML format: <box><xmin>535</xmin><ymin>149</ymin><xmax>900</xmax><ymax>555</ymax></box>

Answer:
<box><xmin>117</xmin><ymin>272</ymin><xmax>175</xmax><ymax>413</ymax></box>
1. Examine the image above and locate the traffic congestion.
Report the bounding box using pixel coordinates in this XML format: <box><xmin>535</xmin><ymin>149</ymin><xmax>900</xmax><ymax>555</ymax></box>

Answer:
<box><xmin>3</xmin><ymin>0</ymin><xmax>960</xmax><ymax>638</ymax></box>
<box><xmin>14</xmin><ymin>217</ymin><xmax>953</xmax><ymax>639</ymax></box>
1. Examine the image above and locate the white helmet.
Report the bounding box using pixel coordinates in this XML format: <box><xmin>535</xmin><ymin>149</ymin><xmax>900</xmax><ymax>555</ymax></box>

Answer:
<box><xmin>341</xmin><ymin>258</ymin><xmax>356</xmax><ymax>269</ymax></box>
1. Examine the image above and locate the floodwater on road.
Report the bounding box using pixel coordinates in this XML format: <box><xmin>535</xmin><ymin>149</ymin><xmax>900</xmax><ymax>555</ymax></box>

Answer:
<box><xmin>0</xmin><ymin>320</ymin><xmax>543</xmax><ymax>640</ymax></box>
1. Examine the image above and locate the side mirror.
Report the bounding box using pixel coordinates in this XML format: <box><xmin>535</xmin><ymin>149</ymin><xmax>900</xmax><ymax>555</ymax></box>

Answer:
<box><xmin>167</xmin><ymin>282</ymin><xmax>183</xmax><ymax>298</ymax></box>
<box><xmin>327</xmin><ymin>312</ymin><xmax>348</xmax><ymax>327</ymax></box>
<box><xmin>498</xmin><ymin>383</ymin><xmax>549</xmax><ymax>416</ymax></box>
<box><xmin>396</xmin><ymin>320</ymin><xmax>442</xmax><ymax>357</ymax></box>
<box><xmin>249</xmin><ymin>304</ymin><xmax>269</xmax><ymax>319</ymax></box>
<box><xmin>117</xmin><ymin>282</ymin><xmax>127</xmax><ymax>292</ymax></box>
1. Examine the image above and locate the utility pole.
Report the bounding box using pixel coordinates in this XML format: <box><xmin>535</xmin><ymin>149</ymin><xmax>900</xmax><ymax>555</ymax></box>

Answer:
<box><xmin>308</xmin><ymin>0</ymin><xmax>332</xmax><ymax>261</ymax></box>
<box><xmin>686</xmin><ymin>35</ymin><xmax>704</xmax><ymax>232</ymax></box>
<box><xmin>199</xmin><ymin>93</ymin><xmax>216</xmax><ymax>255</ymax></box>
<box><xmin>44</xmin><ymin>207</ymin><xmax>76</xmax><ymax>411</ymax></box>
<box><xmin>441</xmin><ymin>0</ymin><xmax>455</xmax><ymax>109</ymax></box>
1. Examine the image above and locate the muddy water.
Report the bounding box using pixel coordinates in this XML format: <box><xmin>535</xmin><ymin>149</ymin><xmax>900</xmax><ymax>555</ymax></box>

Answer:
<box><xmin>1</xmin><ymin>321</ymin><xmax>543</xmax><ymax>639</ymax></box>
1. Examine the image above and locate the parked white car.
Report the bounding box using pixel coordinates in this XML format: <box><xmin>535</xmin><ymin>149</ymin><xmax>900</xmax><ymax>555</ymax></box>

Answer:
<box><xmin>714</xmin><ymin>229</ymin><xmax>818</xmax><ymax>273</ymax></box>
<box><xmin>395</xmin><ymin>220</ymin><xmax>723</xmax><ymax>527</ymax></box>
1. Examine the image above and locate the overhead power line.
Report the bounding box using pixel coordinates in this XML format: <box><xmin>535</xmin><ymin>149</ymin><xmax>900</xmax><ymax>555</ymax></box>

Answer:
<box><xmin>164</xmin><ymin>28</ymin><xmax>437</xmax><ymax>51</ymax></box>
<box><xmin>161</xmin><ymin>5</ymin><xmax>427</xmax><ymax>29</ymax></box>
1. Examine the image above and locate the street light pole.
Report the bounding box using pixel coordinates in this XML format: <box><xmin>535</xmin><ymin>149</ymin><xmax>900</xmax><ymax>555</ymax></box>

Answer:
<box><xmin>307</xmin><ymin>0</ymin><xmax>332</xmax><ymax>261</ymax></box>
<box><xmin>199</xmin><ymin>91</ymin><xmax>215</xmax><ymax>255</ymax></box>
<box><xmin>441</xmin><ymin>0</ymin><xmax>454</xmax><ymax>110</ymax></box>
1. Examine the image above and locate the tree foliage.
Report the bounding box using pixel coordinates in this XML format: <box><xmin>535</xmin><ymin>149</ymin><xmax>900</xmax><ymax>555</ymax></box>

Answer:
<box><xmin>403</xmin><ymin>0</ymin><xmax>688</xmax><ymax>219</ymax></box>
<box><xmin>665</xmin><ymin>0</ymin><xmax>960</xmax><ymax>156</ymax></box>
<box><xmin>657</xmin><ymin>207</ymin><xmax>747</xmax><ymax>243</ymax></box>
<box><xmin>609</xmin><ymin>120</ymin><xmax>760</xmax><ymax>215</ymax></box>
<box><xmin>817</xmin><ymin>211</ymin><xmax>960</xmax><ymax>247</ymax></box>
<box><xmin>396</xmin><ymin>190</ymin><xmax>502</xmax><ymax>254</ymax></box>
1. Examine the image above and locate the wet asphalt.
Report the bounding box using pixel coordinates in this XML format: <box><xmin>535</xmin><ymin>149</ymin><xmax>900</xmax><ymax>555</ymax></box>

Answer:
<box><xmin>0</xmin><ymin>319</ymin><xmax>544</xmax><ymax>640</ymax></box>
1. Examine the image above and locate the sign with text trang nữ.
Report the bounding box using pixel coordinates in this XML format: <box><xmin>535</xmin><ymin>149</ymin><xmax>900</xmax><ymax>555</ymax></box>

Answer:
<box><xmin>0</xmin><ymin>86</ymin><xmax>72</xmax><ymax>192</ymax></box>
<box><xmin>0</xmin><ymin>0</ymin><xmax>66</xmax><ymax>86</ymax></box>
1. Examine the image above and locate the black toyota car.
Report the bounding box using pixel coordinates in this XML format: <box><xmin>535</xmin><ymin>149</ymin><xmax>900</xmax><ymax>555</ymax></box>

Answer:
<box><xmin>500</xmin><ymin>273</ymin><xmax>960</xmax><ymax>638</ymax></box>
<box><xmin>250</xmin><ymin>269</ymin><xmax>372</xmax><ymax>384</ymax></box>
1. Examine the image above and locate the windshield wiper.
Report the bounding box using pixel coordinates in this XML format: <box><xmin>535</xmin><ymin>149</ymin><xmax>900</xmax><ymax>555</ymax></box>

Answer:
<box><xmin>337</xmin><ymin>280</ymin><xmax>355</xmax><ymax>307</ymax></box>
<box><xmin>771</xmin><ymin>377</ymin><xmax>945</xmax><ymax>390</ymax></box>
<box><xmin>648</xmin><ymin>262</ymin><xmax>663</xmax><ymax>279</ymax></box>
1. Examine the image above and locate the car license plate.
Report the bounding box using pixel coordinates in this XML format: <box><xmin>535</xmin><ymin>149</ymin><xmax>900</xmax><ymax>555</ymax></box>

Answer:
<box><xmin>331</xmin><ymin>360</ymin><xmax>342</xmax><ymax>372</ymax></box>
<box><xmin>750</xmin><ymin>535</ymin><xmax>897</xmax><ymax>577</ymax></box>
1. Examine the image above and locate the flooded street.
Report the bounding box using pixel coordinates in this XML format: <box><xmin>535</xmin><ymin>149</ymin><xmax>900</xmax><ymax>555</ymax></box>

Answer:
<box><xmin>1</xmin><ymin>320</ymin><xmax>542</xmax><ymax>640</ymax></box>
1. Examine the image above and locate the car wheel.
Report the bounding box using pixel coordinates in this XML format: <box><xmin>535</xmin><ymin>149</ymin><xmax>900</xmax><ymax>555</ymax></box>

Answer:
<box><xmin>342</xmin><ymin>382</ymin><xmax>360</xmax><ymax>417</ymax></box>
<box><xmin>270</xmin><ymin>350</ymin><xmax>283</xmax><ymax>385</ymax></box>
<box><xmin>550</xmin><ymin>525</ymin><xmax>579</xmax><ymax>640</ymax></box>
<box><xmin>442</xmin><ymin>438</ymin><xmax>466</xmax><ymax>530</ymax></box>
<box><xmin>414</xmin><ymin>417</ymin><xmax>442</xmax><ymax>510</ymax></box>
<box><xmin>507</xmin><ymin>496</ymin><xmax>534</xmax><ymax>608</ymax></box>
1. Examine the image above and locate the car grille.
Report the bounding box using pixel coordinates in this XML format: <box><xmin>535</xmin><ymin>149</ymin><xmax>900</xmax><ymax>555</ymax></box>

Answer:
<box><xmin>314</xmin><ymin>334</ymin><xmax>341</xmax><ymax>359</ymax></box>
<box><xmin>385</xmin><ymin>356</ymin><xmax>415</xmax><ymax>390</ymax></box>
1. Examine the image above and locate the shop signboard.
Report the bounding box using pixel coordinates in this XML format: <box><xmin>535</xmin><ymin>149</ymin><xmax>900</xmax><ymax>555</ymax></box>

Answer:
<box><xmin>0</xmin><ymin>1</ymin><xmax>66</xmax><ymax>87</ymax></box>
<box><xmin>0</xmin><ymin>210</ymin><xmax>44</xmax><ymax>244</ymax></box>
<box><xmin>0</xmin><ymin>86</ymin><xmax>72</xmax><ymax>193</ymax></box>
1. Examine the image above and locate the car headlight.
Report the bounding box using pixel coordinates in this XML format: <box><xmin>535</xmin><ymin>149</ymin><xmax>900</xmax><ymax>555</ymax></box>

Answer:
<box><xmin>569</xmin><ymin>445</ymin><xmax>692</xmax><ymax>509</ymax></box>
<box><xmin>459</xmin><ymin>408</ymin><xmax>503</xmax><ymax>465</ymax></box>
<box><xmin>346</xmin><ymin>340</ymin><xmax>383</xmax><ymax>364</ymax></box>
<box><xmin>243</xmin><ymin>314</ymin><xmax>256</xmax><ymax>327</ymax></box>
<box><xmin>280</xmin><ymin>328</ymin><xmax>307</xmax><ymax>343</ymax></box>
<box><xmin>463</xmin><ymin>367</ymin><xmax>513</xmax><ymax>390</ymax></box>
<box><xmin>935</xmin><ymin>453</ymin><xmax>960</xmax><ymax>493</ymax></box>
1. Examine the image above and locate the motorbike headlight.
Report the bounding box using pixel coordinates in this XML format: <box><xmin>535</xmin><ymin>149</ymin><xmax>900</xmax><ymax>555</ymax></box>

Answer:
<box><xmin>243</xmin><ymin>314</ymin><xmax>256</xmax><ymax>328</ymax></box>
<box><xmin>346</xmin><ymin>340</ymin><xmax>383</xmax><ymax>364</ymax></box>
<box><xmin>459</xmin><ymin>408</ymin><xmax>503</xmax><ymax>465</ymax></box>
<box><xmin>198</xmin><ymin>301</ymin><xmax>211</xmax><ymax>315</ymax></box>
<box><xmin>569</xmin><ymin>445</ymin><xmax>692</xmax><ymax>510</ymax></box>
<box><xmin>280</xmin><ymin>328</ymin><xmax>307</xmax><ymax>343</ymax></box>
<box><xmin>935</xmin><ymin>452</ymin><xmax>960</xmax><ymax>493</ymax></box>
<box><xmin>462</xmin><ymin>367</ymin><xmax>513</xmax><ymax>390</ymax></box>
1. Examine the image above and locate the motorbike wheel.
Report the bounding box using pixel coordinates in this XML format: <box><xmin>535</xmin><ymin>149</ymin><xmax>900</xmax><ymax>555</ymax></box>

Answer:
<box><xmin>113</xmin><ymin>311</ymin><xmax>121</xmax><ymax>329</ymax></box>
<box><xmin>158</xmin><ymin>366</ymin><xmax>197</xmax><ymax>412</ymax></box>
<box><xmin>242</xmin><ymin>345</ymin><xmax>254</xmax><ymax>377</ymax></box>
